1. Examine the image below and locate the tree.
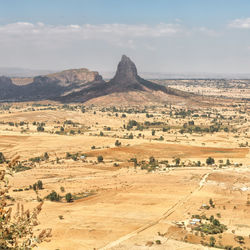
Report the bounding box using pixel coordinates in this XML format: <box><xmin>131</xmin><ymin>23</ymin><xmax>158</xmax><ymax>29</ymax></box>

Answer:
<box><xmin>44</xmin><ymin>152</ymin><xmax>49</xmax><ymax>160</ymax></box>
<box><xmin>46</xmin><ymin>191</ymin><xmax>61</xmax><ymax>201</ymax></box>
<box><xmin>37</xmin><ymin>126</ymin><xmax>44</xmax><ymax>132</ymax></box>
<box><xmin>152</xmin><ymin>130</ymin><xmax>155</xmax><ymax>136</ymax></box>
<box><xmin>65</xmin><ymin>193</ymin><xmax>73</xmax><ymax>203</ymax></box>
<box><xmin>209</xmin><ymin>198</ymin><xmax>215</xmax><ymax>208</ymax></box>
<box><xmin>206</xmin><ymin>157</ymin><xmax>215</xmax><ymax>165</ymax></box>
<box><xmin>37</xmin><ymin>180</ymin><xmax>43</xmax><ymax>190</ymax></box>
<box><xmin>128</xmin><ymin>133</ymin><xmax>133</xmax><ymax>139</ymax></box>
<box><xmin>97</xmin><ymin>155</ymin><xmax>103</xmax><ymax>162</ymax></box>
<box><xmin>175</xmin><ymin>158</ymin><xmax>181</xmax><ymax>165</ymax></box>
<box><xmin>115</xmin><ymin>140</ymin><xmax>121</xmax><ymax>147</ymax></box>
<box><xmin>149</xmin><ymin>156</ymin><xmax>155</xmax><ymax>164</ymax></box>
<box><xmin>209</xmin><ymin>236</ymin><xmax>216</xmax><ymax>247</ymax></box>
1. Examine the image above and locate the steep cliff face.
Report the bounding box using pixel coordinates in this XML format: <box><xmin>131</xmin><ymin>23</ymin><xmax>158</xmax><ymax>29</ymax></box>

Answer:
<box><xmin>0</xmin><ymin>68</ymin><xmax>104</xmax><ymax>101</ymax></box>
<box><xmin>0</xmin><ymin>77</ymin><xmax>20</xmax><ymax>101</ymax></box>
<box><xmin>107</xmin><ymin>55</ymin><xmax>168</xmax><ymax>92</ymax></box>
<box><xmin>47</xmin><ymin>68</ymin><xmax>103</xmax><ymax>86</ymax></box>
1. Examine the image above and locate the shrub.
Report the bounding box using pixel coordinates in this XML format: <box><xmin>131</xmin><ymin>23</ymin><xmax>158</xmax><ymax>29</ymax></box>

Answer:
<box><xmin>128</xmin><ymin>133</ymin><xmax>133</xmax><ymax>139</ymax></box>
<box><xmin>65</xmin><ymin>193</ymin><xmax>73</xmax><ymax>203</ymax></box>
<box><xmin>209</xmin><ymin>198</ymin><xmax>215</xmax><ymax>208</ymax></box>
<box><xmin>37</xmin><ymin>180</ymin><xmax>43</xmax><ymax>190</ymax></box>
<box><xmin>206</xmin><ymin>157</ymin><xmax>215</xmax><ymax>165</ymax></box>
<box><xmin>44</xmin><ymin>152</ymin><xmax>49</xmax><ymax>160</ymax></box>
<box><xmin>209</xmin><ymin>236</ymin><xmax>216</xmax><ymax>247</ymax></box>
<box><xmin>97</xmin><ymin>155</ymin><xmax>103</xmax><ymax>162</ymax></box>
<box><xmin>37</xmin><ymin>126</ymin><xmax>44</xmax><ymax>132</ymax></box>
<box><xmin>155</xmin><ymin>240</ymin><xmax>161</xmax><ymax>245</ymax></box>
<box><xmin>175</xmin><ymin>158</ymin><xmax>181</xmax><ymax>165</ymax></box>
<box><xmin>115</xmin><ymin>140</ymin><xmax>121</xmax><ymax>146</ymax></box>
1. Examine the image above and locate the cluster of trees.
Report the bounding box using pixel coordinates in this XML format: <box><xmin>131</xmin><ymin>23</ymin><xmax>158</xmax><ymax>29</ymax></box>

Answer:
<box><xmin>46</xmin><ymin>191</ymin><xmax>73</xmax><ymax>203</ymax></box>
<box><xmin>29</xmin><ymin>152</ymin><xmax>49</xmax><ymax>163</ymax></box>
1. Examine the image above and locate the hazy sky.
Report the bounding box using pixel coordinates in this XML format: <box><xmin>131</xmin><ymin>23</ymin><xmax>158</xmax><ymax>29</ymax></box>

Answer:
<box><xmin>1</xmin><ymin>0</ymin><xmax>250</xmax><ymax>74</ymax></box>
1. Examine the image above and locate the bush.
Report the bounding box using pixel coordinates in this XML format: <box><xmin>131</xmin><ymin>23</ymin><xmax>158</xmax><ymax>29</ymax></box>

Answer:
<box><xmin>37</xmin><ymin>180</ymin><xmax>43</xmax><ymax>190</ymax></box>
<box><xmin>37</xmin><ymin>126</ymin><xmax>44</xmax><ymax>132</ymax></box>
<box><xmin>206</xmin><ymin>157</ymin><xmax>215</xmax><ymax>165</ymax></box>
<box><xmin>128</xmin><ymin>133</ymin><xmax>133</xmax><ymax>139</ymax></box>
<box><xmin>209</xmin><ymin>236</ymin><xmax>216</xmax><ymax>247</ymax></box>
<box><xmin>155</xmin><ymin>240</ymin><xmax>161</xmax><ymax>245</ymax></box>
<box><xmin>44</xmin><ymin>152</ymin><xmax>49</xmax><ymax>160</ymax></box>
<box><xmin>115</xmin><ymin>140</ymin><xmax>121</xmax><ymax>146</ymax></box>
<box><xmin>175</xmin><ymin>158</ymin><xmax>181</xmax><ymax>165</ymax></box>
<box><xmin>65</xmin><ymin>193</ymin><xmax>73</xmax><ymax>203</ymax></box>
<box><xmin>97</xmin><ymin>155</ymin><xmax>103</xmax><ymax>162</ymax></box>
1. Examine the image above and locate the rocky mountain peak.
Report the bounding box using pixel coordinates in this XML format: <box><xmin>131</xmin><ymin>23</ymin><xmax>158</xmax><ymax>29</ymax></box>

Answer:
<box><xmin>112</xmin><ymin>55</ymin><xmax>138</xmax><ymax>84</ymax></box>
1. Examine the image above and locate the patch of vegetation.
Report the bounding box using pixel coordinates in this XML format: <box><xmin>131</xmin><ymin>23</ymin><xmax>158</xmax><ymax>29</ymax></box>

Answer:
<box><xmin>46</xmin><ymin>191</ymin><xmax>61</xmax><ymax>202</ymax></box>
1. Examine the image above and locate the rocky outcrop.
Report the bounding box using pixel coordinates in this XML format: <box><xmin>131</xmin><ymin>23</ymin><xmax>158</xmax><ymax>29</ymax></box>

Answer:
<box><xmin>0</xmin><ymin>55</ymin><xmax>191</xmax><ymax>103</ymax></box>
<box><xmin>47</xmin><ymin>68</ymin><xmax>103</xmax><ymax>86</ymax></box>
<box><xmin>0</xmin><ymin>68</ymin><xmax>104</xmax><ymax>101</ymax></box>
<box><xmin>59</xmin><ymin>55</ymin><xmax>191</xmax><ymax>103</ymax></box>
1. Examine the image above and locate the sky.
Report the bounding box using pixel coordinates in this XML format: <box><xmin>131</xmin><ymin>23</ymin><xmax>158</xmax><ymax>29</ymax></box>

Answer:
<box><xmin>1</xmin><ymin>0</ymin><xmax>250</xmax><ymax>74</ymax></box>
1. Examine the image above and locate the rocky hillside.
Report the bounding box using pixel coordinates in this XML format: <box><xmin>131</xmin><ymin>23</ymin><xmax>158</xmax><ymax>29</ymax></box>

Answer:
<box><xmin>0</xmin><ymin>68</ymin><xmax>104</xmax><ymax>101</ymax></box>
<box><xmin>58</xmin><ymin>55</ymin><xmax>192</xmax><ymax>103</ymax></box>
<box><xmin>0</xmin><ymin>55</ymin><xmax>192</xmax><ymax>104</ymax></box>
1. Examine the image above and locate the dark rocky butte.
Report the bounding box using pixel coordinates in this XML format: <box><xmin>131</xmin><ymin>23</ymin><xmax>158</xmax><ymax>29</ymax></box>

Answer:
<box><xmin>0</xmin><ymin>55</ymin><xmax>190</xmax><ymax>103</ymax></box>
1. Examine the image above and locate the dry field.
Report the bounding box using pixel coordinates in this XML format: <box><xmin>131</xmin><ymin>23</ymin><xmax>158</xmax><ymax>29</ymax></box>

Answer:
<box><xmin>0</xmin><ymin>98</ymin><xmax>249</xmax><ymax>249</ymax></box>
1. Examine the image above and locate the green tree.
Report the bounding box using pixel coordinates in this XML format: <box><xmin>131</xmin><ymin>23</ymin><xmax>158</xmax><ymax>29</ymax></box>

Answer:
<box><xmin>206</xmin><ymin>157</ymin><xmax>215</xmax><ymax>165</ymax></box>
<box><xmin>97</xmin><ymin>155</ymin><xmax>103</xmax><ymax>162</ymax></box>
<box><xmin>209</xmin><ymin>236</ymin><xmax>216</xmax><ymax>247</ymax></box>
<box><xmin>175</xmin><ymin>158</ymin><xmax>181</xmax><ymax>165</ymax></box>
<box><xmin>44</xmin><ymin>152</ymin><xmax>49</xmax><ymax>160</ymax></box>
<box><xmin>65</xmin><ymin>193</ymin><xmax>73</xmax><ymax>203</ymax></box>
<box><xmin>115</xmin><ymin>140</ymin><xmax>121</xmax><ymax>146</ymax></box>
<box><xmin>128</xmin><ymin>133</ymin><xmax>133</xmax><ymax>139</ymax></box>
<box><xmin>47</xmin><ymin>191</ymin><xmax>61</xmax><ymax>201</ymax></box>
<box><xmin>209</xmin><ymin>198</ymin><xmax>215</xmax><ymax>208</ymax></box>
<box><xmin>37</xmin><ymin>126</ymin><xmax>44</xmax><ymax>132</ymax></box>
<box><xmin>37</xmin><ymin>180</ymin><xmax>43</xmax><ymax>190</ymax></box>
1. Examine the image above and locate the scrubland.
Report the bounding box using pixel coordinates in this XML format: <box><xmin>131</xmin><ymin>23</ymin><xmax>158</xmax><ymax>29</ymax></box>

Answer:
<box><xmin>0</xmin><ymin>85</ymin><xmax>249</xmax><ymax>249</ymax></box>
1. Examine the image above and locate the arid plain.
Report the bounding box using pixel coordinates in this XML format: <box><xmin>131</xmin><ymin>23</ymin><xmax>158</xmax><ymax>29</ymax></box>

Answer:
<box><xmin>0</xmin><ymin>82</ymin><xmax>249</xmax><ymax>249</ymax></box>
